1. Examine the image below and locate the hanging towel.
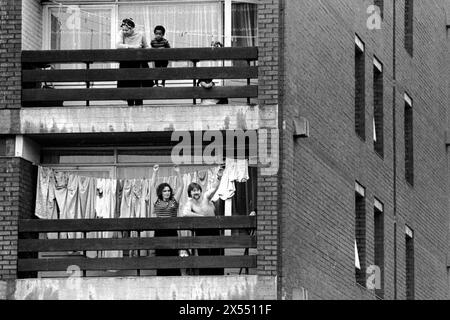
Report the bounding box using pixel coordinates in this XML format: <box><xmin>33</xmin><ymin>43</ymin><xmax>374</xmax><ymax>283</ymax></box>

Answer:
<box><xmin>212</xmin><ymin>159</ymin><xmax>236</xmax><ymax>201</ymax></box>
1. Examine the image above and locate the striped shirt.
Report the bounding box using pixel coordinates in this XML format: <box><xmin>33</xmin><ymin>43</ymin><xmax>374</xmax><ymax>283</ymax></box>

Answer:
<box><xmin>154</xmin><ymin>199</ymin><xmax>179</xmax><ymax>218</ymax></box>
<box><xmin>151</xmin><ymin>38</ymin><xmax>171</xmax><ymax>49</ymax></box>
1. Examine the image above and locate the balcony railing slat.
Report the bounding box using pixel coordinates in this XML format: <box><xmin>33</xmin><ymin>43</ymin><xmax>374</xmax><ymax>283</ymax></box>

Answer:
<box><xmin>23</xmin><ymin>67</ymin><xmax>258</xmax><ymax>82</ymax></box>
<box><xmin>19</xmin><ymin>236</ymin><xmax>256</xmax><ymax>252</ymax></box>
<box><xmin>22</xmin><ymin>47</ymin><xmax>258</xmax><ymax>64</ymax></box>
<box><xmin>18</xmin><ymin>256</ymin><xmax>257</xmax><ymax>272</ymax></box>
<box><xmin>19</xmin><ymin>217</ymin><xmax>256</xmax><ymax>233</ymax></box>
<box><xmin>22</xmin><ymin>86</ymin><xmax>258</xmax><ymax>102</ymax></box>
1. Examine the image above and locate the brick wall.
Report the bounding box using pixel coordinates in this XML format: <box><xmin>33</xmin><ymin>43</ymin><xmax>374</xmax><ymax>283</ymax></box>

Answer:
<box><xmin>22</xmin><ymin>0</ymin><xmax>42</xmax><ymax>51</ymax></box>
<box><xmin>256</xmin><ymin>0</ymin><xmax>281</xmax><ymax>294</ymax></box>
<box><xmin>394</xmin><ymin>0</ymin><xmax>448</xmax><ymax>300</ymax></box>
<box><xmin>0</xmin><ymin>0</ymin><xmax>21</xmax><ymax>110</ymax></box>
<box><xmin>280</xmin><ymin>0</ymin><xmax>448</xmax><ymax>300</ymax></box>
<box><xmin>0</xmin><ymin>157</ymin><xmax>36</xmax><ymax>281</ymax></box>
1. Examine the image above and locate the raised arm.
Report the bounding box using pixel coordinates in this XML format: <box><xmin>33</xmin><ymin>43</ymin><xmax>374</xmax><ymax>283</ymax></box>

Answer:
<box><xmin>205</xmin><ymin>167</ymin><xmax>224</xmax><ymax>201</ymax></box>
<box><xmin>173</xmin><ymin>165</ymin><xmax>184</xmax><ymax>203</ymax></box>
<box><xmin>150</xmin><ymin>164</ymin><xmax>159</xmax><ymax>191</ymax></box>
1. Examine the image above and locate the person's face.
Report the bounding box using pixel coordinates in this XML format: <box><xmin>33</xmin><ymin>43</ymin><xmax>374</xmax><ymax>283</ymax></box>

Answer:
<box><xmin>121</xmin><ymin>25</ymin><xmax>133</xmax><ymax>36</ymax></box>
<box><xmin>154</xmin><ymin>30</ymin><xmax>164</xmax><ymax>40</ymax></box>
<box><xmin>191</xmin><ymin>188</ymin><xmax>202</xmax><ymax>200</ymax></box>
<box><xmin>162</xmin><ymin>186</ymin><xmax>171</xmax><ymax>200</ymax></box>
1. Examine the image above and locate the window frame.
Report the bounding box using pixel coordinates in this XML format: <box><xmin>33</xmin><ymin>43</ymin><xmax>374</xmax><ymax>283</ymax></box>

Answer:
<box><xmin>42</xmin><ymin>1</ymin><xmax>258</xmax><ymax>51</ymax></box>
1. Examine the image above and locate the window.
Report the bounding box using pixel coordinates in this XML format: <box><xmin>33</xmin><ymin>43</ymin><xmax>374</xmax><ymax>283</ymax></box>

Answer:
<box><xmin>232</xmin><ymin>2</ymin><xmax>257</xmax><ymax>47</ymax></box>
<box><xmin>404</xmin><ymin>94</ymin><xmax>414</xmax><ymax>186</ymax></box>
<box><xmin>41</xmin><ymin>145</ymin><xmax>257</xmax><ymax>219</ymax></box>
<box><xmin>45</xmin><ymin>6</ymin><xmax>114</xmax><ymax>51</ymax></box>
<box><xmin>405</xmin><ymin>226</ymin><xmax>415</xmax><ymax>300</ymax></box>
<box><xmin>41</xmin><ymin>1</ymin><xmax>258</xmax><ymax>92</ymax></box>
<box><xmin>355</xmin><ymin>35</ymin><xmax>366</xmax><ymax>140</ymax></box>
<box><xmin>374</xmin><ymin>0</ymin><xmax>384</xmax><ymax>19</ymax></box>
<box><xmin>374</xmin><ymin>199</ymin><xmax>384</xmax><ymax>298</ymax></box>
<box><xmin>355</xmin><ymin>182</ymin><xmax>366</xmax><ymax>286</ymax></box>
<box><xmin>373</xmin><ymin>57</ymin><xmax>384</xmax><ymax>157</ymax></box>
<box><xmin>404</xmin><ymin>0</ymin><xmax>414</xmax><ymax>56</ymax></box>
<box><xmin>43</xmin><ymin>2</ymin><xmax>258</xmax><ymax>51</ymax></box>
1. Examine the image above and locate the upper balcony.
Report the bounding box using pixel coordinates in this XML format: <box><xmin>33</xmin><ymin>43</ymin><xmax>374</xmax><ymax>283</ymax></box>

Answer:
<box><xmin>18</xmin><ymin>47</ymin><xmax>264</xmax><ymax>135</ymax></box>
<box><xmin>22</xmin><ymin>47</ymin><xmax>258</xmax><ymax>107</ymax></box>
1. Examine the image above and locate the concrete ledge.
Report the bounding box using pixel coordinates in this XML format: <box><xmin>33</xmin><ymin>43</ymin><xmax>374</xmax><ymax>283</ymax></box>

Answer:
<box><xmin>0</xmin><ymin>109</ymin><xmax>20</xmax><ymax>134</ymax></box>
<box><xmin>11</xmin><ymin>276</ymin><xmax>277</xmax><ymax>300</ymax></box>
<box><xmin>0</xmin><ymin>281</ymin><xmax>6</xmax><ymax>300</ymax></box>
<box><xmin>19</xmin><ymin>104</ymin><xmax>272</xmax><ymax>134</ymax></box>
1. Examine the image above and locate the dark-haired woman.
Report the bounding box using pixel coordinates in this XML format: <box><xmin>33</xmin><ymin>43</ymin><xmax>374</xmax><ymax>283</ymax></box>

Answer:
<box><xmin>152</xmin><ymin>165</ymin><xmax>183</xmax><ymax>276</ymax></box>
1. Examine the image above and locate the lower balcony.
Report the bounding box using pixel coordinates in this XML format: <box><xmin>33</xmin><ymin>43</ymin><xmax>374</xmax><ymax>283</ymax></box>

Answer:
<box><xmin>19</xmin><ymin>216</ymin><xmax>256</xmax><ymax>277</ymax></box>
<box><xmin>11</xmin><ymin>216</ymin><xmax>276</xmax><ymax>300</ymax></box>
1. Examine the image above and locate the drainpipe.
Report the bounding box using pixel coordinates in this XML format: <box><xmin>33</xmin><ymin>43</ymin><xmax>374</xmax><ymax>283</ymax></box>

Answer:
<box><xmin>392</xmin><ymin>0</ymin><xmax>398</xmax><ymax>300</ymax></box>
<box><xmin>277</xmin><ymin>0</ymin><xmax>286</xmax><ymax>300</ymax></box>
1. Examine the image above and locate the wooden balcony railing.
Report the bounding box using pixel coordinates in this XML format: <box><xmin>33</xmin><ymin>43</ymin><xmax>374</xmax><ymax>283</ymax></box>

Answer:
<box><xmin>18</xmin><ymin>216</ymin><xmax>257</xmax><ymax>277</ymax></box>
<box><xmin>21</xmin><ymin>47</ymin><xmax>258</xmax><ymax>106</ymax></box>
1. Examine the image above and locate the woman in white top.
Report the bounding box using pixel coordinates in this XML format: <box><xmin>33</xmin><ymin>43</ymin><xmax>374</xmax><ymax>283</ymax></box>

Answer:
<box><xmin>116</xmin><ymin>18</ymin><xmax>154</xmax><ymax>106</ymax></box>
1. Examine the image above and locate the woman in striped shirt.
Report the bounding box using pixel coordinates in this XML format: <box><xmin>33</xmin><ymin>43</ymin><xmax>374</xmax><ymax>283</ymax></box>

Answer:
<box><xmin>152</xmin><ymin>165</ymin><xmax>183</xmax><ymax>276</ymax></box>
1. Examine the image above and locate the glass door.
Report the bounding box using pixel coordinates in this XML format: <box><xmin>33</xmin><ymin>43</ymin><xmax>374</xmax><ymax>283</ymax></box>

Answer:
<box><xmin>43</xmin><ymin>4</ymin><xmax>116</xmax><ymax>101</ymax></box>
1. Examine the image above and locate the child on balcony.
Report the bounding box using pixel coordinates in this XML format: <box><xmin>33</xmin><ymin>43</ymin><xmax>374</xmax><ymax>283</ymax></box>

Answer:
<box><xmin>197</xmin><ymin>42</ymin><xmax>229</xmax><ymax>105</ymax></box>
<box><xmin>151</xmin><ymin>25</ymin><xmax>171</xmax><ymax>87</ymax></box>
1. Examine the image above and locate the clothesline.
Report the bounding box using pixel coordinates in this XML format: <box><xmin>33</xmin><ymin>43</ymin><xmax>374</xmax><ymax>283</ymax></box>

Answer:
<box><xmin>34</xmin><ymin>165</ymin><xmax>222</xmax><ymax>222</ymax></box>
<box><xmin>46</xmin><ymin>0</ymin><xmax>258</xmax><ymax>40</ymax></box>
<box><xmin>33</xmin><ymin>161</ymin><xmax>250</xmax><ymax>260</ymax></box>
<box><xmin>45</xmin><ymin>166</ymin><xmax>207</xmax><ymax>183</ymax></box>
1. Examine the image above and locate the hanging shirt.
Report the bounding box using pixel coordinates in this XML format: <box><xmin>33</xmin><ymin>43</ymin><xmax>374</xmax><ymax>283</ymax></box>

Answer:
<box><xmin>95</xmin><ymin>179</ymin><xmax>108</xmax><ymax>219</ymax></box>
<box><xmin>64</xmin><ymin>174</ymin><xmax>80</xmax><ymax>239</ymax></box>
<box><xmin>96</xmin><ymin>178</ymin><xmax>120</xmax><ymax>259</ymax></box>
<box><xmin>137</xmin><ymin>179</ymin><xmax>149</xmax><ymax>219</ymax></box>
<box><xmin>131</xmin><ymin>179</ymin><xmax>143</xmax><ymax>219</ymax></box>
<box><xmin>212</xmin><ymin>159</ymin><xmax>236</xmax><ymax>201</ymax></box>
<box><xmin>197</xmin><ymin>169</ymin><xmax>209</xmax><ymax>191</ymax></box>
<box><xmin>54</xmin><ymin>171</ymin><xmax>69</xmax><ymax>219</ymax></box>
<box><xmin>120</xmin><ymin>179</ymin><xmax>133</xmax><ymax>219</ymax></box>
<box><xmin>77</xmin><ymin>176</ymin><xmax>96</xmax><ymax>220</ymax></box>
<box><xmin>234</xmin><ymin>159</ymin><xmax>249</xmax><ymax>183</ymax></box>
<box><xmin>35</xmin><ymin>166</ymin><xmax>57</xmax><ymax>220</ymax></box>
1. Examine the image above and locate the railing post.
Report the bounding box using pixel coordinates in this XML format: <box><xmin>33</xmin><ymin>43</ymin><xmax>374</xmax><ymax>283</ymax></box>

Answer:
<box><xmin>83</xmin><ymin>231</ymin><xmax>87</xmax><ymax>277</ymax></box>
<box><xmin>247</xmin><ymin>59</ymin><xmax>251</xmax><ymax>105</ymax></box>
<box><xmin>137</xmin><ymin>230</ymin><xmax>141</xmax><ymax>277</ymax></box>
<box><xmin>192</xmin><ymin>60</ymin><xmax>198</xmax><ymax>105</ymax></box>
<box><xmin>85</xmin><ymin>62</ymin><xmax>91</xmax><ymax>107</ymax></box>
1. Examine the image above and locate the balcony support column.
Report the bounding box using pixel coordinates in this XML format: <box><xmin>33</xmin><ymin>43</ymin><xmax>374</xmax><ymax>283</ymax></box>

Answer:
<box><xmin>0</xmin><ymin>153</ymin><xmax>37</xmax><ymax>281</ymax></box>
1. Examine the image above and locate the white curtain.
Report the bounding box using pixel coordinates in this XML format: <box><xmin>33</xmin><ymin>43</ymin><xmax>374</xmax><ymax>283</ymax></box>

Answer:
<box><xmin>119</xmin><ymin>2</ymin><xmax>222</xmax><ymax>49</ymax></box>
<box><xmin>119</xmin><ymin>2</ymin><xmax>222</xmax><ymax>69</ymax></box>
